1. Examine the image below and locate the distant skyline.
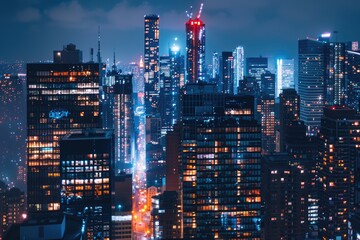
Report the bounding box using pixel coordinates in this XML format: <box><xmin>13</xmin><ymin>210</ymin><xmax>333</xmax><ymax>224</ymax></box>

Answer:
<box><xmin>1</xmin><ymin>0</ymin><xmax>360</xmax><ymax>63</ymax></box>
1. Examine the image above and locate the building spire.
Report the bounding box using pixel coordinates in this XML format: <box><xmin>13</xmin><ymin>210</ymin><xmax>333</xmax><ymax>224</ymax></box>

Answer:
<box><xmin>97</xmin><ymin>26</ymin><xmax>101</xmax><ymax>64</ymax></box>
<box><xmin>112</xmin><ymin>49</ymin><xmax>116</xmax><ymax>71</ymax></box>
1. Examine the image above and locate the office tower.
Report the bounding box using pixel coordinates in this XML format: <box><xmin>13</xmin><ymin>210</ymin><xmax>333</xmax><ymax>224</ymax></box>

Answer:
<box><xmin>238</xmin><ymin>76</ymin><xmax>260</xmax><ymax>96</ymax></box>
<box><xmin>258</xmin><ymin>71</ymin><xmax>275</xmax><ymax>154</ymax></box>
<box><xmin>169</xmin><ymin>43</ymin><xmax>184</xmax><ymax>120</ymax></box>
<box><xmin>261</xmin><ymin>71</ymin><xmax>275</xmax><ymax>97</ymax></box>
<box><xmin>112</xmin><ymin>71</ymin><xmax>134</xmax><ymax>174</ymax></box>
<box><xmin>212</xmin><ymin>52</ymin><xmax>220</xmax><ymax>79</ymax></box>
<box><xmin>146</xmin><ymin>142</ymin><xmax>165</xmax><ymax>189</ymax></box>
<box><xmin>60</xmin><ymin>129</ymin><xmax>113</xmax><ymax>240</ymax></box>
<box><xmin>246</xmin><ymin>57</ymin><xmax>268</xmax><ymax>88</ymax></box>
<box><xmin>221</xmin><ymin>51</ymin><xmax>234</xmax><ymax>94</ymax></box>
<box><xmin>186</xmin><ymin>16</ymin><xmax>206</xmax><ymax>83</ymax></box>
<box><xmin>318</xmin><ymin>106</ymin><xmax>360</xmax><ymax>239</ymax></box>
<box><xmin>144</xmin><ymin>14</ymin><xmax>160</xmax><ymax>117</ymax></box>
<box><xmin>298</xmin><ymin>38</ymin><xmax>326</xmax><ymax>135</ymax></box>
<box><xmin>259</xmin><ymin>94</ymin><xmax>275</xmax><ymax>154</ymax></box>
<box><xmin>112</xmin><ymin>174</ymin><xmax>133</xmax><ymax>240</ymax></box>
<box><xmin>262</xmin><ymin>153</ymin><xmax>310</xmax><ymax>239</ymax></box>
<box><xmin>233</xmin><ymin>46</ymin><xmax>245</xmax><ymax>93</ymax></box>
<box><xmin>165</xmin><ymin>125</ymin><xmax>181</xmax><ymax>192</ymax></box>
<box><xmin>326</xmin><ymin>42</ymin><xmax>346</xmax><ymax>105</ymax></box>
<box><xmin>53</xmin><ymin>43</ymin><xmax>83</xmax><ymax>64</ymax></box>
<box><xmin>180</xmin><ymin>83</ymin><xmax>261</xmax><ymax>238</ymax></box>
<box><xmin>346</xmin><ymin>49</ymin><xmax>360</xmax><ymax>111</ymax></box>
<box><xmin>276</xmin><ymin>58</ymin><xmax>295</xmax><ymax>97</ymax></box>
<box><xmin>278</xmin><ymin>89</ymin><xmax>300</xmax><ymax>152</ymax></box>
<box><xmin>27</xmin><ymin>55</ymin><xmax>101</xmax><ymax>217</ymax></box>
<box><xmin>129</xmin><ymin>61</ymin><xmax>142</xmax><ymax>93</ymax></box>
<box><xmin>159</xmin><ymin>55</ymin><xmax>172</xmax><ymax>136</ymax></box>
<box><xmin>152</xmin><ymin>191</ymin><xmax>181</xmax><ymax>239</ymax></box>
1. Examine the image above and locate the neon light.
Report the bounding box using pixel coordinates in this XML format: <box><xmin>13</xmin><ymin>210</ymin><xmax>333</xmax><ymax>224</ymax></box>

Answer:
<box><xmin>49</xmin><ymin>109</ymin><xmax>70</xmax><ymax>120</ymax></box>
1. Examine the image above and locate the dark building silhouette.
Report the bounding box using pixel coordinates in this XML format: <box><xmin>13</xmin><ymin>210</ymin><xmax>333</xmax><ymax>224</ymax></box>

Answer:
<box><xmin>318</xmin><ymin>106</ymin><xmax>360</xmax><ymax>239</ymax></box>
<box><xmin>246</xmin><ymin>57</ymin><xmax>268</xmax><ymax>88</ymax></box>
<box><xmin>112</xmin><ymin>174</ymin><xmax>132</xmax><ymax>240</ymax></box>
<box><xmin>152</xmin><ymin>191</ymin><xmax>181</xmax><ymax>239</ymax></box>
<box><xmin>262</xmin><ymin>153</ymin><xmax>310</xmax><ymax>239</ymax></box>
<box><xmin>53</xmin><ymin>43</ymin><xmax>82</xmax><ymax>64</ymax></box>
<box><xmin>278</xmin><ymin>88</ymin><xmax>300</xmax><ymax>152</ymax></box>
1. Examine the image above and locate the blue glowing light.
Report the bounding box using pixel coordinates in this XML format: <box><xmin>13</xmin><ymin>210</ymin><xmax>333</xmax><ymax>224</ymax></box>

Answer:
<box><xmin>49</xmin><ymin>109</ymin><xmax>70</xmax><ymax>120</ymax></box>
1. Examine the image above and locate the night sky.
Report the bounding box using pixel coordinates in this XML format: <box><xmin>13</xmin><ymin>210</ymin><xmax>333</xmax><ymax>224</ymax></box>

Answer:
<box><xmin>1</xmin><ymin>0</ymin><xmax>360</xmax><ymax>63</ymax></box>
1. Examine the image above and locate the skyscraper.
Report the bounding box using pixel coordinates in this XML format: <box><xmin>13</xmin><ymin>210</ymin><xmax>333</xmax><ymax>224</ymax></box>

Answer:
<box><xmin>144</xmin><ymin>15</ymin><xmax>160</xmax><ymax>117</ymax></box>
<box><xmin>113</xmin><ymin>73</ymin><xmax>134</xmax><ymax>174</ymax></box>
<box><xmin>60</xmin><ymin>129</ymin><xmax>113</xmax><ymax>240</ymax></box>
<box><xmin>233</xmin><ymin>46</ymin><xmax>245</xmax><ymax>93</ymax></box>
<box><xmin>326</xmin><ymin>42</ymin><xmax>346</xmax><ymax>105</ymax></box>
<box><xmin>298</xmin><ymin>38</ymin><xmax>326</xmax><ymax>135</ymax></box>
<box><xmin>346</xmin><ymin>49</ymin><xmax>360</xmax><ymax>111</ymax></box>
<box><xmin>186</xmin><ymin>16</ymin><xmax>205</xmax><ymax>83</ymax></box>
<box><xmin>278</xmin><ymin>89</ymin><xmax>300</xmax><ymax>152</ymax></box>
<box><xmin>318</xmin><ymin>106</ymin><xmax>360</xmax><ymax>239</ymax></box>
<box><xmin>276</xmin><ymin>58</ymin><xmax>294</xmax><ymax>97</ymax></box>
<box><xmin>220</xmin><ymin>51</ymin><xmax>234</xmax><ymax>94</ymax></box>
<box><xmin>27</xmin><ymin>53</ymin><xmax>101</xmax><ymax>216</ymax></box>
<box><xmin>212</xmin><ymin>52</ymin><xmax>220</xmax><ymax>79</ymax></box>
<box><xmin>180</xmin><ymin>83</ymin><xmax>261</xmax><ymax>238</ymax></box>
<box><xmin>246</xmin><ymin>57</ymin><xmax>268</xmax><ymax>89</ymax></box>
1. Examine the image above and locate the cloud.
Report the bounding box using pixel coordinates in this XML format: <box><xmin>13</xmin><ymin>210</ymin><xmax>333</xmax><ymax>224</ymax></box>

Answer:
<box><xmin>15</xmin><ymin>7</ymin><xmax>41</xmax><ymax>22</ymax></box>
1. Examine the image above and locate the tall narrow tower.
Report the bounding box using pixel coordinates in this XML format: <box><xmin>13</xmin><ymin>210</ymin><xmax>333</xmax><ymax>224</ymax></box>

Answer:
<box><xmin>186</xmin><ymin>4</ymin><xmax>205</xmax><ymax>83</ymax></box>
<box><xmin>144</xmin><ymin>15</ymin><xmax>160</xmax><ymax>117</ymax></box>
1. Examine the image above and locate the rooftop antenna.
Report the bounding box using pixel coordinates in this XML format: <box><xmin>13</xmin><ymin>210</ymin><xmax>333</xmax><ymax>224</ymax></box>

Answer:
<box><xmin>97</xmin><ymin>26</ymin><xmax>101</xmax><ymax>64</ymax></box>
<box><xmin>197</xmin><ymin>3</ymin><xmax>204</xmax><ymax>19</ymax></box>
<box><xmin>186</xmin><ymin>6</ymin><xmax>193</xmax><ymax>19</ymax></box>
<box><xmin>90</xmin><ymin>48</ymin><xmax>94</xmax><ymax>62</ymax></box>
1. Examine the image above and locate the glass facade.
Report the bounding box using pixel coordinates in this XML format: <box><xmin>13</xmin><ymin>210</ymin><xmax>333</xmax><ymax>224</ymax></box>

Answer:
<box><xmin>27</xmin><ymin>63</ymin><xmax>101</xmax><ymax>216</ymax></box>
<box><xmin>180</xmin><ymin>84</ymin><xmax>261</xmax><ymax>239</ymax></box>
<box><xmin>298</xmin><ymin>39</ymin><xmax>326</xmax><ymax>135</ymax></box>
<box><xmin>276</xmin><ymin>58</ymin><xmax>294</xmax><ymax>97</ymax></box>
<box><xmin>60</xmin><ymin>129</ymin><xmax>113</xmax><ymax>240</ymax></box>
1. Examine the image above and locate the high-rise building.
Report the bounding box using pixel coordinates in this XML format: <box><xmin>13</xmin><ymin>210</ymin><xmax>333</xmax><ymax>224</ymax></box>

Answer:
<box><xmin>112</xmin><ymin>174</ymin><xmax>133</xmax><ymax>240</ymax></box>
<box><xmin>27</xmin><ymin>55</ymin><xmax>101</xmax><ymax>217</ymax></box>
<box><xmin>160</xmin><ymin>43</ymin><xmax>184</xmax><ymax>136</ymax></box>
<box><xmin>152</xmin><ymin>191</ymin><xmax>181</xmax><ymax>239</ymax></box>
<box><xmin>233</xmin><ymin>46</ymin><xmax>245</xmax><ymax>93</ymax></box>
<box><xmin>298</xmin><ymin>38</ymin><xmax>326</xmax><ymax>135</ymax></box>
<box><xmin>113</xmin><ymin>73</ymin><xmax>134</xmax><ymax>174</ymax></box>
<box><xmin>180</xmin><ymin>83</ymin><xmax>261</xmax><ymax>238</ymax></box>
<box><xmin>60</xmin><ymin>129</ymin><xmax>114</xmax><ymax>240</ymax></box>
<box><xmin>318</xmin><ymin>106</ymin><xmax>360</xmax><ymax>239</ymax></box>
<box><xmin>326</xmin><ymin>42</ymin><xmax>346</xmax><ymax>105</ymax></box>
<box><xmin>262</xmin><ymin>153</ymin><xmax>310</xmax><ymax>239</ymax></box>
<box><xmin>144</xmin><ymin>14</ymin><xmax>160</xmax><ymax>117</ymax></box>
<box><xmin>276</xmin><ymin>58</ymin><xmax>295</xmax><ymax>97</ymax></box>
<box><xmin>278</xmin><ymin>89</ymin><xmax>300</xmax><ymax>152</ymax></box>
<box><xmin>212</xmin><ymin>52</ymin><xmax>220</xmax><ymax>79</ymax></box>
<box><xmin>186</xmin><ymin>17</ymin><xmax>205</xmax><ymax>83</ymax></box>
<box><xmin>220</xmin><ymin>51</ymin><xmax>234</xmax><ymax>94</ymax></box>
<box><xmin>261</xmin><ymin>71</ymin><xmax>275</xmax><ymax>97</ymax></box>
<box><xmin>259</xmin><ymin>94</ymin><xmax>275</xmax><ymax>154</ymax></box>
<box><xmin>246</xmin><ymin>57</ymin><xmax>268</xmax><ymax>88</ymax></box>
<box><xmin>346</xmin><ymin>49</ymin><xmax>360</xmax><ymax>111</ymax></box>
